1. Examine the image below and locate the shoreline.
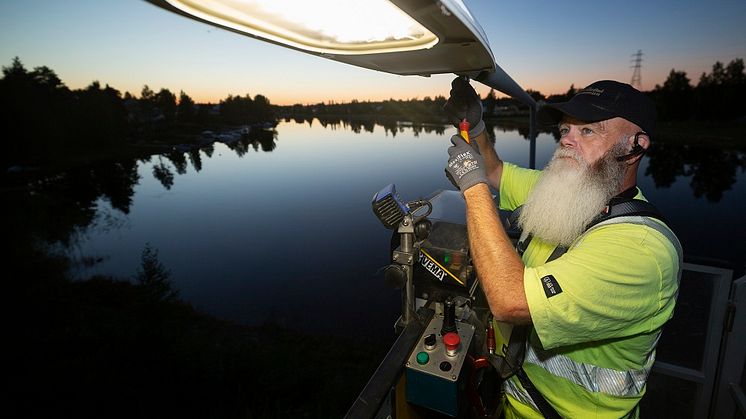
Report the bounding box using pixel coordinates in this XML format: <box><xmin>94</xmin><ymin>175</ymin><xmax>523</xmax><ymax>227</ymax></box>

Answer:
<box><xmin>3</xmin><ymin>117</ymin><xmax>744</xmax><ymax>181</ymax></box>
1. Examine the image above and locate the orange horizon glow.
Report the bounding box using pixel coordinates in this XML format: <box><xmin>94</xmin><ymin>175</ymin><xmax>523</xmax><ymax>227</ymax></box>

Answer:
<box><xmin>94</xmin><ymin>73</ymin><xmax>680</xmax><ymax>106</ymax></box>
<box><xmin>56</xmin><ymin>55</ymin><xmax>727</xmax><ymax>106</ymax></box>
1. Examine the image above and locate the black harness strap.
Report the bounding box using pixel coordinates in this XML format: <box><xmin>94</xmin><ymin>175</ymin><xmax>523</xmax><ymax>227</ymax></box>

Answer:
<box><xmin>545</xmin><ymin>245</ymin><xmax>568</xmax><ymax>264</ymax></box>
<box><xmin>515</xmin><ymin>367</ymin><xmax>563</xmax><ymax>419</ymax></box>
<box><xmin>602</xmin><ymin>198</ymin><xmax>666</xmax><ymax>224</ymax></box>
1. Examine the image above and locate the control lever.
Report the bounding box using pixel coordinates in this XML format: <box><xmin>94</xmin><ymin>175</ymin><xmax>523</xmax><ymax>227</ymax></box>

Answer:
<box><xmin>441</xmin><ymin>297</ymin><xmax>457</xmax><ymax>335</ymax></box>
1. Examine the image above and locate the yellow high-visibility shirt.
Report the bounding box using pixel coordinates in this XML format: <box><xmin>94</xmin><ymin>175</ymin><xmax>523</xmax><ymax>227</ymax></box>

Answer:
<box><xmin>498</xmin><ymin>162</ymin><xmax>680</xmax><ymax>419</ymax></box>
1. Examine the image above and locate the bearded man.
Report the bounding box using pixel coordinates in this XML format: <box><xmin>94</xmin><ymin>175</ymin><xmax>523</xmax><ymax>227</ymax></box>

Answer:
<box><xmin>444</xmin><ymin>78</ymin><xmax>682</xmax><ymax>418</ymax></box>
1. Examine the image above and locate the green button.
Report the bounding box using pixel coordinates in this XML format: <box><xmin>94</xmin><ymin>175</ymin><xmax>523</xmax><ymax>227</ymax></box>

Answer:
<box><xmin>416</xmin><ymin>351</ymin><xmax>429</xmax><ymax>365</ymax></box>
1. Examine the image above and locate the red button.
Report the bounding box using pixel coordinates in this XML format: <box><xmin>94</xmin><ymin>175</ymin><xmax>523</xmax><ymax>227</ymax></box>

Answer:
<box><xmin>443</xmin><ymin>332</ymin><xmax>460</xmax><ymax>352</ymax></box>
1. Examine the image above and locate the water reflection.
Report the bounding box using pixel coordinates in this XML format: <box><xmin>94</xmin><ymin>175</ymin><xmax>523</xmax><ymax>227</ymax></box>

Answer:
<box><xmin>152</xmin><ymin>157</ymin><xmax>175</xmax><ymax>190</ymax></box>
<box><xmin>10</xmin><ymin>119</ymin><xmax>743</xmax><ymax>419</ymax></box>
<box><xmin>8</xmin><ymin>120</ymin><xmax>745</xmax><ymax>335</ymax></box>
<box><xmin>187</xmin><ymin>149</ymin><xmax>202</xmax><ymax>172</ymax></box>
<box><xmin>484</xmin><ymin>120</ymin><xmax>746</xmax><ymax>204</ymax></box>
<box><xmin>145</xmin><ymin>128</ymin><xmax>280</xmax><ymax>189</ymax></box>
<box><xmin>646</xmin><ymin>142</ymin><xmax>746</xmax><ymax>202</ymax></box>
<box><xmin>289</xmin><ymin>115</ymin><xmax>448</xmax><ymax>138</ymax></box>
<box><xmin>228</xmin><ymin>127</ymin><xmax>277</xmax><ymax>154</ymax></box>
<box><xmin>485</xmin><ymin>120</ymin><xmax>548</xmax><ymax>141</ymax></box>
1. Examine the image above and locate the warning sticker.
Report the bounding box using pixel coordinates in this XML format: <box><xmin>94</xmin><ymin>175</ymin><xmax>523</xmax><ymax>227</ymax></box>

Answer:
<box><xmin>418</xmin><ymin>249</ymin><xmax>465</xmax><ymax>286</ymax></box>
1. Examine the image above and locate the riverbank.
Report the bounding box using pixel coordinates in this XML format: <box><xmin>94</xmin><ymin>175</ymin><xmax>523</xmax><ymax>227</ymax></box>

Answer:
<box><xmin>1</xmin><ymin>123</ymin><xmax>271</xmax><ymax>184</ymax></box>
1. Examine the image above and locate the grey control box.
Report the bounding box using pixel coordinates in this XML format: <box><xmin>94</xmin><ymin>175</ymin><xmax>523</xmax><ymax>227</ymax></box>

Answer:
<box><xmin>406</xmin><ymin>315</ymin><xmax>475</xmax><ymax>380</ymax></box>
<box><xmin>405</xmin><ymin>315</ymin><xmax>475</xmax><ymax>417</ymax></box>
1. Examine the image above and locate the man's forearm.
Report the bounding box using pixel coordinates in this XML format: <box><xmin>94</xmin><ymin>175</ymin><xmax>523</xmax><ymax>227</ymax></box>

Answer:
<box><xmin>464</xmin><ymin>183</ymin><xmax>531</xmax><ymax>324</ymax></box>
<box><xmin>473</xmin><ymin>131</ymin><xmax>503</xmax><ymax>189</ymax></box>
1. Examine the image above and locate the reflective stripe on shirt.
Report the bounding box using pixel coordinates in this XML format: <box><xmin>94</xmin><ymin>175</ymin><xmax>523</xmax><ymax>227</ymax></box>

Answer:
<box><xmin>528</xmin><ymin>332</ymin><xmax>657</xmax><ymax>397</ymax></box>
<box><xmin>504</xmin><ymin>374</ymin><xmax>540</xmax><ymax>412</ymax></box>
<box><xmin>504</xmin><ymin>334</ymin><xmax>658</xmax><ymax>415</ymax></box>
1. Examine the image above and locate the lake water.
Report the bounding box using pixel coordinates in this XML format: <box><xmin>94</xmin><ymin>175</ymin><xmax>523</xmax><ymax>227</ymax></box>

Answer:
<box><xmin>69</xmin><ymin>119</ymin><xmax>746</xmax><ymax>337</ymax></box>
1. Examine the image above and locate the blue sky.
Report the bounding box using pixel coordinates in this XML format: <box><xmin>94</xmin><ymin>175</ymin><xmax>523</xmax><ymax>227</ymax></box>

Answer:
<box><xmin>1</xmin><ymin>0</ymin><xmax>745</xmax><ymax>105</ymax></box>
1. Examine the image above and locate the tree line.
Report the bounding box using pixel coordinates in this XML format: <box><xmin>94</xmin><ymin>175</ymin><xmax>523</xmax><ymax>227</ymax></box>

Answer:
<box><xmin>648</xmin><ymin>58</ymin><xmax>746</xmax><ymax>121</ymax></box>
<box><xmin>0</xmin><ymin>57</ymin><xmax>276</xmax><ymax>169</ymax></box>
<box><xmin>507</xmin><ymin>58</ymin><xmax>743</xmax><ymax>123</ymax></box>
<box><xmin>277</xmin><ymin>96</ymin><xmax>450</xmax><ymax>123</ymax></box>
<box><xmin>491</xmin><ymin>57</ymin><xmax>746</xmax><ymax>123</ymax></box>
<box><xmin>3</xmin><ymin>56</ymin><xmax>744</xmax><ymax>170</ymax></box>
<box><xmin>280</xmin><ymin>58</ymin><xmax>746</xmax><ymax>126</ymax></box>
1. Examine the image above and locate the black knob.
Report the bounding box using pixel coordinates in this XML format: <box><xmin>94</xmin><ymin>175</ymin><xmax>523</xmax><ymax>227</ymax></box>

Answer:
<box><xmin>424</xmin><ymin>333</ymin><xmax>437</xmax><ymax>349</ymax></box>
<box><xmin>414</xmin><ymin>219</ymin><xmax>432</xmax><ymax>241</ymax></box>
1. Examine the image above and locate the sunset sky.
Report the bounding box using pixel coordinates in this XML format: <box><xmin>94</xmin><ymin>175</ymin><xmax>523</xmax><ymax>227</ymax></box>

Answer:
<box><xmin>2</xmin><ymin>0</ymin><xmax>745</xmax><ymax>105</ymax></box>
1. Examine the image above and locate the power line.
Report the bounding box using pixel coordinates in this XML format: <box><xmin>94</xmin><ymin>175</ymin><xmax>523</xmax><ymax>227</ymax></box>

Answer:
<box><xmin>630</xmin><ymin>50</ymin><xmax>643</xmax><ymax>90</ymax></box>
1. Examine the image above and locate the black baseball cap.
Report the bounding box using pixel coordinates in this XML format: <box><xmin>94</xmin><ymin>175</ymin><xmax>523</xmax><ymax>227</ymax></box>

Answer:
<box><xmin>538</xmin><ymin>80</ymin><xmax>657</xmax><ymax>135</ymax></box>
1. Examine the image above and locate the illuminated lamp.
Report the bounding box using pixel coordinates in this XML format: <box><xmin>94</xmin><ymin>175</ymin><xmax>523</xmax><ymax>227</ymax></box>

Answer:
<box><xmin>145</xmin><ymin>0</ymin><xmax>536</xmax><ymax>106</ymax></box>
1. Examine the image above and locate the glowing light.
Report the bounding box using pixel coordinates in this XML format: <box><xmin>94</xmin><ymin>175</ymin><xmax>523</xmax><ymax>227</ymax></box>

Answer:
<box><xmin>164</xmin><ymin>0</ymin><xmax>439</xmax><ymax>54</ymax></box>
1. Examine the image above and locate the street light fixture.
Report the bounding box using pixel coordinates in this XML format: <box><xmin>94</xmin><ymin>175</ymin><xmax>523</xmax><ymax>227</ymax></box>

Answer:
<box><xmin>145</xmin><ymin>0</ymin><xmax>536</xmax><ymax>107</ymax></box>
<box><xmin>156</xmin><ymin>0</ymin><xmax>438</xmax><ymax>55</ymax></box>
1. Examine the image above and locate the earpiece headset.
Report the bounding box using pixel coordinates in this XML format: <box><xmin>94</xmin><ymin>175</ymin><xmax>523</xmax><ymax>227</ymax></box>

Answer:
<box><xmin>616</xmin><ymin>131</ymin><xmax>647</xmax><ymax>162</ymax></box>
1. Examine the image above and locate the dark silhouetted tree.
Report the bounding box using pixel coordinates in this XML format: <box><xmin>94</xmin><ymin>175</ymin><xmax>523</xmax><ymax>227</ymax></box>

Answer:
<box><xmin>140</xmin><ymin>85</ymin><xmax>155</xmax><ymax>102</ymax></box>
<box><xmin>177</xmin><ymin>90</ymin><xmax>195</xmax><ymax>123</ymax></box>
<box><xmin>31</xmin><ymin>65</ymin><xmax>64</xmax><ymax>92</ymax></box>
<box><xmin>136</xmin><ymin>243</ymin><xmax>178</xmax><ymax>302</ymax></box>
<box><xmin>0</xmin><ymin>57</ymin><xmax>75</xmax><ymax>166</ymax></box>
<box><xmin>220</xmin><ymin>94</ymin><xmax>254</xmax><ymax>124</ymax></box>
<box><xmin>695</xmin><ymin>58</ymin><xmax>745</xmax><ymax>120</ymax></box>
<box><xmin>74</xmin><ymin>81</ymin><xmax>128</xmax><ymax>144</ymax></box>
<box><xmin>546</xmin><ymin>84</ymin><xmax>577</xmax><ymax>103</ymax></box>
<box><xmin>138</xmin><ymin>85</ymin><xmax>158</xmax><ymax>121</ymax></box>
<box><xmin>253</xmin><ymin>93</ymin><xmax>274</xmax><ymax>122</ymax></box>
<box><xmin>653</xmin><ymin>70</ymin><xmax>693</xmax><ymax>120</ymax></box>
<box><xmin>154</xmin><ymin>88</ymin><xmax>176</xmax><ymax>123</ymax></box>
<box><xmin>526</xmin><ymin>89</ymin><xmax>546</xmax><ymax>103</ymax></box>
<box><xmin>3</xmin><ymin>56</ymin><xmax>28</xmax><ymax>79</ymax></box>
<box><xmin>483</xmin><ymin>88</ymin><xmax>497</xmax><ymax>116</ymax></box>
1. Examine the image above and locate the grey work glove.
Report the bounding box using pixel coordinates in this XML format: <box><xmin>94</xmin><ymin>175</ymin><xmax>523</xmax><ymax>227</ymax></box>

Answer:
<box><xmin>442</xmin><ymin>76</ymin><xmax>485</xmax><ymax>139</ymax></box>
<box><xmin>445</xmin><ymin>134</ymin><xmax>487</xmax><ymax>192</ymax></box>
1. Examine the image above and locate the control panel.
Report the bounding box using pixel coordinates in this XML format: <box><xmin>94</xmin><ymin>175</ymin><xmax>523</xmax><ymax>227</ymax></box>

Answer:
<box><xmin>405</xmin><ymin>302</ymin><xmax>476</xmax><ymax>417</ymax></box>
<box><xmin>406</xmin><ymin>315</ymin><xmax>475</xmax><ymax>382</ymax></box>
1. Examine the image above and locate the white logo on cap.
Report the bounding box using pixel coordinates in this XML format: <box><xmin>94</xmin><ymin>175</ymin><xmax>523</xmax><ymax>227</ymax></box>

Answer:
<box><xmin>578</xmin><ymin>88</ymin><xmax>604</xmax><ymax>96</ymax></box>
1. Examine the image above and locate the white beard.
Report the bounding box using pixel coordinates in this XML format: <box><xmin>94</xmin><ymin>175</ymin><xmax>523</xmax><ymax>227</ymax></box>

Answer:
<box><xmin>517</xmin><ymin>143</ymin><xmax>626</xmax><ymax>247</ymax></box>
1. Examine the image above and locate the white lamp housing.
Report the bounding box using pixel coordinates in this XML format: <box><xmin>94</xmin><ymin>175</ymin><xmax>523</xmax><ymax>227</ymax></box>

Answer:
<box><xmin>145</xmin><ymin>0</ymin><xmax>535</xmax><ymax>105</ymax></box>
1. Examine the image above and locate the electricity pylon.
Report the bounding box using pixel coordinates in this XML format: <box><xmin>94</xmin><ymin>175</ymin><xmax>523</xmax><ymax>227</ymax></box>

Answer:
<box><xmin>630</xmin><ymin>50</ymin><xmax>643</xmax><ymax>90</ymax></box>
